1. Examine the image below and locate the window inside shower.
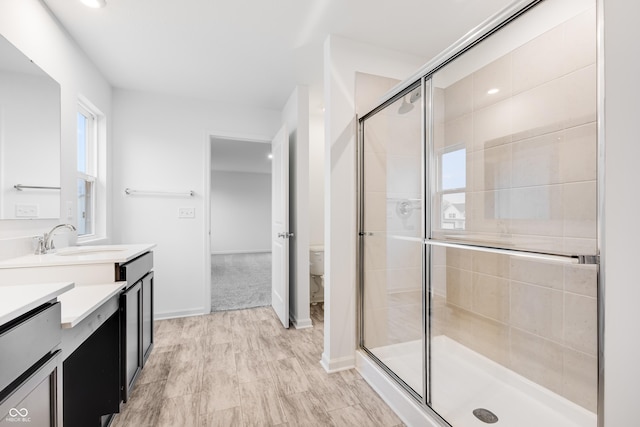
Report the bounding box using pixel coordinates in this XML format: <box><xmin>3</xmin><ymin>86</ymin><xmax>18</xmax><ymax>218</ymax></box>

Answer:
<box><xmin>358</xmin><ymin>0</ymin><xmax>599</xmax><ymax>426</ymax></box>
<box><xmin>439</xmin><ymin>147</ymin><xmax>466</xmax><ymax>230</ymax></box>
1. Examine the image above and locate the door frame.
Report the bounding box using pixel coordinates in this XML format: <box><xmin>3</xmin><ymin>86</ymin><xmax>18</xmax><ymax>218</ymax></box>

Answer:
<box><xmin>203</xmin><ymin>130</ymin><xmax>273</xmax><ymax>314</ymax></box>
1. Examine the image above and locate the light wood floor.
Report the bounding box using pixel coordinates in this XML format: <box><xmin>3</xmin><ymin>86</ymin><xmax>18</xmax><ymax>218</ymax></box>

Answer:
<box><xmin>111</xmin><ymin>305</ymin><xmax>405</xmax><ymax>427</ymax></box>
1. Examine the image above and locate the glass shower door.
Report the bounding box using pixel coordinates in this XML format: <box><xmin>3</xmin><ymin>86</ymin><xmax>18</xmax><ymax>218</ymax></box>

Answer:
<box><xmin>357</xmin><ymin>1</ymin><xmax>599</xmax><ymax>426</ymax></box>
<box><xmin>360</xmin><ymin>82</ymin><xmax>425</xmax><ymax>398</ymax></box>
<box><xmin>427</xmin><ymin>1</ymin><xmax>598</xmax><ymax>426</ymax></box>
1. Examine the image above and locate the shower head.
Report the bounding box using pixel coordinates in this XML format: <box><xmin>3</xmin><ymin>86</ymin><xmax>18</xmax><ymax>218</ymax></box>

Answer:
<box><xmin>398</xmin><ymin>88</ymin><xmax>422</xmax><ymax>114</ymax></box>
<box><xmin>409</xmin><ymin>88</ymin><xmax>421</xmax><ymax>103</ymax></box>
<box><xmin>398</xmin><ymin>97</ymin><xmax>414</xmax><ymax>114</ymax></box>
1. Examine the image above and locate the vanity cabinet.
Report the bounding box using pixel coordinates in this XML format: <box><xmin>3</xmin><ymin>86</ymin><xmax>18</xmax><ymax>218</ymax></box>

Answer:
<box><xmin>0</xmin><ymin>244</ymin><xmax>156</xmax><ymax>425</ymax></box>
<box><xmin>116</xmin><ymin>252</ymin><xmax>153</xmax><ymax>402</ymax></box>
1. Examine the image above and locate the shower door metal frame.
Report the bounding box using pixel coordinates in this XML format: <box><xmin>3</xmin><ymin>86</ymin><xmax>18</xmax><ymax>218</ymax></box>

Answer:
<box><xmin>356</xmin><ymin>0</ymin><xmax>604</xmax><ymax>426</ymax></box>
<box><xmin>595</xmin><ymin>0</ymin><xmax>605</xmax><ymax>424</ymax></box>
<box><xmin>423</xmin><ymin>75</ymin><xmax>433</xmax><ymax>407</ymax></box>
<box><xmin>357</xmin><ymin>77</ymin><xmax>451</xmax><ymax>426</ymax></box>
<box><xmin>356</xmin><ymin>80</ymin><xmax>432</xmax><ymax>406</ymax></box>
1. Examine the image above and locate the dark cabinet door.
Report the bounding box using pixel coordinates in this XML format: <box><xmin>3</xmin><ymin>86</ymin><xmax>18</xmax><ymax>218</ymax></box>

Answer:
<box><xmin>120</xmin><ymin>281</ymin><xmax>142</xmax><ymax>403</ymax></box>
<box><xmin>141</xmin><ymin>271</ymin><xmax>154</xmax><ymax>366</ymax></box>
<box><xmin>63</xmin><ymin>312</ymin><xmax>120</xmax><ymax>427</ymax></box>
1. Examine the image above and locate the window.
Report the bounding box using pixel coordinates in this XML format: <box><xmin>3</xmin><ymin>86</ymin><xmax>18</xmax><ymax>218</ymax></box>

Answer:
<box><xmin>441</xmin><ymin>148</ymin><xmax>466</xmax><ymax>191</ymax></box>
<box><xmin>438</xmin><ymin>147</ymin><xmax>466</xmax><ymax>230</ymax></box>
<box><xmin>77</xmin><ymin>104</ymin><xmax>97</xmax><ymax>236</ymax></box>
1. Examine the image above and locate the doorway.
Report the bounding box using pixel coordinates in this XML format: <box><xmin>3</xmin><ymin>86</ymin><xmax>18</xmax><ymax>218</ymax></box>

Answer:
<box><xmin>209</xmin><ymin>136</ymin><xmax>272</xmax><ymax>312</ymax></box>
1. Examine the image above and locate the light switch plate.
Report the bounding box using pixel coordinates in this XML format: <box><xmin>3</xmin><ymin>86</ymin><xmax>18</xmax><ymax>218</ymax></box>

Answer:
<box><xmin>178</xmin><ymin>207</ymin><xmax>195</xmax><ymax>218</ymax></box>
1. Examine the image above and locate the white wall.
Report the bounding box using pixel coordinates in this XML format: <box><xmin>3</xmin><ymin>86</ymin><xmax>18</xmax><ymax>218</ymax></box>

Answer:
<box><xmin>210</xmin><ymin>170</ymin><xmax>271</xmax><ymax>253</ymax></box>
<box><xmin>603</xmin><ymin>1</ymin><xmax>640</xmax><ymax>425</ymax></box>
<box><xmin>0</xmin><ymin>0</ymin><xmax>112</xmax><ymax>248</ymax></box>
<box><xmin>322</xmin><ymin>35</ymin><xmax>426</xmax><ymax>371</ymax></box>
<box><xmin>112</xmin><ymin>88</ymin><xmax>280</xmax><ymax>318</ymax></box>
<box><xmin>282</xmin><ymin>86</ymin><xmax>311</xmax><ymax>329</ymax></box>
<box><xmin>309</xmin><ymin>112</ymin><xmax>325</xmax><ymax>247</ymax></box>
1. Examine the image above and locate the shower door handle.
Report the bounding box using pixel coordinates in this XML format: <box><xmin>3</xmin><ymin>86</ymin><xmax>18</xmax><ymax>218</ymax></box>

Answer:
<box><xmin>423</xmin><ymin>239</ymin><xmax>599</xmax><ymax>265</ymax></box>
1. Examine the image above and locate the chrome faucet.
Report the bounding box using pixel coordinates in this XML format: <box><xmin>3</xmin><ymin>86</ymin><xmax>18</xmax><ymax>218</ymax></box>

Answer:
<box><xmin>35</xmin><ymin>224</ymin><xmax>76</xmax><ymax>254</ymax></box>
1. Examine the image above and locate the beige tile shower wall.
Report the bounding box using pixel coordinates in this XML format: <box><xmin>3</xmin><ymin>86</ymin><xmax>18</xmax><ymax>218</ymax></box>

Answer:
<box><xmin>432</xmin><ymin>11</ymin><xmax>598</xmax><ymax>410</ymax></box>
<box><xmin>362</xmin><ymin>96</ymin><xmax>423</xmax><ymax>349</ymax></box>
<box><xmin>434</xmin><ymin>7</ymin><xmax>597</xmax><ymax>256</ymax></box>
<box><xmin>433</xmin><ymin>247</ymin><xmax>598</xmax><ymax>412</ymax></box>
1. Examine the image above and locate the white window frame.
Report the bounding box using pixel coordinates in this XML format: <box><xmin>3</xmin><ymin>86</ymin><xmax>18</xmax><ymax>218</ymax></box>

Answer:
<box><xmin>77</xmin><ymin>102</ymin><xmax>98</xmax><ymax>239</ymax></box>
<box><xmin>437</xmin><ymin>144</ymin><xmax>467</xmax><ymax>231</ymax></box>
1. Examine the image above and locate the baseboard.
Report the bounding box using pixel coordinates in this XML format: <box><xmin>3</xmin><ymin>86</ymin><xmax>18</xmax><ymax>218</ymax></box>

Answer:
<box><xmin>320</xmin><ymin>352</ymin><xmax>356</xmax><ymax>373</ymax></box>
<box><xmin>155</xmin><ymin>308</ymin><xmax>206</xmax><ymax>320</ymax></box>
<box><xmin>290</xmin><ymin>315</ymin><xmax>313</xmax><ymax>329</ymax></box>
<box><xmin>355</xmin><ymin>351</ymin><xmax>445</xmax><ymax>427</ymax></box>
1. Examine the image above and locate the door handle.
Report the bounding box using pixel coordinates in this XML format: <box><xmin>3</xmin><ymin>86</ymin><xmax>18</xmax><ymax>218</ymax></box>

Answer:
<box><xmin>277</xmin><ymin>232</ymin><xmax>294</xmax><ymax>239</ymax></box>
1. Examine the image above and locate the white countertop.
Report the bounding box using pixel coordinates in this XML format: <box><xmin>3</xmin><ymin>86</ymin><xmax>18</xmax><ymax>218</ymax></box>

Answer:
<box><xmin>0</xmin><ymin>243</ymin><xmax>155</xmax><ymax>269</ymax></box>
<box><xmin>58</xmin><ymin>282</ymin><xmax>127</xmax><ymax>328</ymax></box>
<box><xmin>0</xmin><ymin>282</ymin><xmax>75</xmax><ymax>325</ymax></box>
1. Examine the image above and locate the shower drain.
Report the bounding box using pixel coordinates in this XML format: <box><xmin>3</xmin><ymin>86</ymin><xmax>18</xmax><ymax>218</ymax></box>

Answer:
<box><xmin>472</xmin><ymin>408</ymin><xmax>499</xmax><ymax>424</ymax></box>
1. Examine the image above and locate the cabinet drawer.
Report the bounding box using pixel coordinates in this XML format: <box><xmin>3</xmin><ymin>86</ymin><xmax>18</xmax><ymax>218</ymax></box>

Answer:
<box><xmin>0</xmin><ymin>302</ymin><xmax>61</xmax><ymax>394</ymax></box>
<box><xmin>117</xmin><ymin>251</ymin><xmax>153</xmax><ymax>286</ymax></box>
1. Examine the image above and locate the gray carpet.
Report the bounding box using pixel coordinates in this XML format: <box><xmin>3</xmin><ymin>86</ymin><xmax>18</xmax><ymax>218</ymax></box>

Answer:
<box><xmin>211</xmin><ymin>252</ymin><xmax>271</xmax><ymax>312</ymax></box>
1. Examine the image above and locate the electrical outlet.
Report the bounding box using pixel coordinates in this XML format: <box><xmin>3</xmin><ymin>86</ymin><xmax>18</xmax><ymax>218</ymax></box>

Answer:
<box><xmin>178</xmin><ymin>207</ymin><xmax>195</xmax><ymax>218</ymax></box>
<box><xmin>15</xmin><ymin>204</ymin><xmax>38</xmax><ymax>218</ymax></box>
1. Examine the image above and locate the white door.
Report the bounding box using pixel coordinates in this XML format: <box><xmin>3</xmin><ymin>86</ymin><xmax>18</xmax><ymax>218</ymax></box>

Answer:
<box><xmin>271</xmin><ymin>125</ymin><xmax>290</xmax><ymax>328</ymax></box>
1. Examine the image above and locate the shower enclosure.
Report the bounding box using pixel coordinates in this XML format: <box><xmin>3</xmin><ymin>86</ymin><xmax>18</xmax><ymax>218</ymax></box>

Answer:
<box><xmin>358</xmin><ymin>0</ymin><xmax>600</xmax><ymax>426</ymax></box>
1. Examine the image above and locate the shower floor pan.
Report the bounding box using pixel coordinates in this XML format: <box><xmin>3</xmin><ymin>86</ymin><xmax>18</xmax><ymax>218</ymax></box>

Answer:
<box><xmin>370</xmin><ymin>336</ymin><xmax>596</xmax><ymax>427</ymax></box>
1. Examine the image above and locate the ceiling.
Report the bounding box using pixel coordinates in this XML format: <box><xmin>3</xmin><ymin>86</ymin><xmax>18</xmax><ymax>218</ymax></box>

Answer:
<box><xmin>211</xmin><ymin>138</ymin><xmax>271</xmax><ymax>174</ymax></box>
<box><xmin>42</xmin><ymin>0</ymin><xmax>513</xmax><ymax>112</ymax></box>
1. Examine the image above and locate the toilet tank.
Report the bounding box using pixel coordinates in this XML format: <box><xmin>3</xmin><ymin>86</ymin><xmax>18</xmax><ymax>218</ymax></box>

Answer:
<box><xmin>309</xmin><ymin>245</ymin><xmax>324</xmax><ymax>276</ymax></box>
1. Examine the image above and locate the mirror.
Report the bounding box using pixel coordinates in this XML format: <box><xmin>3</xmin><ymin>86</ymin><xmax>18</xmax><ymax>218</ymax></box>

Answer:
<box><xmin>0</xmin><ymin>34</ymin><xmax>60</xmax><ymax>219</ymax></box>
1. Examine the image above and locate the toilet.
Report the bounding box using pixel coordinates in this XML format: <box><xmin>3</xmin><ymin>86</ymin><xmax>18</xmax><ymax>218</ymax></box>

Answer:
<box><xmin>309</xmin><ymin>245</ymin><xmax>324</xmax><ymax>304</ymax></box>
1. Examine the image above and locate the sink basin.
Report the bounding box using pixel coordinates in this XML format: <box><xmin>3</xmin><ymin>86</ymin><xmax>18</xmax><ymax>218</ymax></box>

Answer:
<box><xmin>55</xmin><ymin>247</ymin><xmax>128</xmax><ymax>256</ymax></box>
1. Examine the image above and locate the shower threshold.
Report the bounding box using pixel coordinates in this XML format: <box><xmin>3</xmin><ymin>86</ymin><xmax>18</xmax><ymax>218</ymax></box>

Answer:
<box><xmin>369</xmin><ymin>336</ymin><xmax>595</xmax><ymax>427</ymax></box>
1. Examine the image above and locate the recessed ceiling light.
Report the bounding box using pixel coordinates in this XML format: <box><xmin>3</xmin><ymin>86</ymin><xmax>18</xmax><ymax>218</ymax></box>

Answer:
<box><xmin>487</xmin><ymin>88</ymin><xmax>499</xmax><ymax>95</ymax></box>
<box><xmin>80</xmin><ymin>0</ymin><xmax>106</xmax><ymax>8</ymax></box>
<box><xmin>268</xmin><ymin>153</ymin><xmax>273</xmax><ymax>160</ymax></box>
